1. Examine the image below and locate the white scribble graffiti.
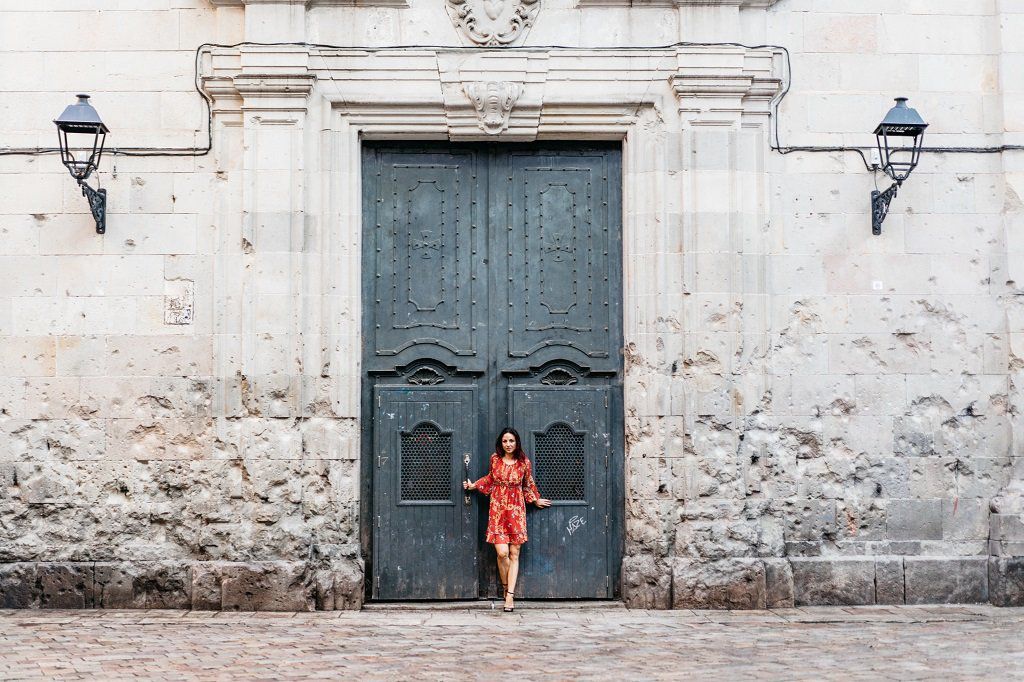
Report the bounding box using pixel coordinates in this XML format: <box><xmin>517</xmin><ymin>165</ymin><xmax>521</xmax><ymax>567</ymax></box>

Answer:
<box><xmin>566</xmin><ymin>515</ymin><xmax>586</xmax><ymax>536</ymax></box>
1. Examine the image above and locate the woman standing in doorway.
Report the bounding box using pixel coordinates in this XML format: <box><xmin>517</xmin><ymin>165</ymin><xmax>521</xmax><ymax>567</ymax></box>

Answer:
<box><xmin>464</xmin><ymin>427</ymin><xmax>552</xmax><ymax>612</ymax></box>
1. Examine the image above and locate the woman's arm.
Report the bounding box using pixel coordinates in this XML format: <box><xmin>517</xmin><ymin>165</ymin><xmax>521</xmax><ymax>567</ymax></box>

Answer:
<box><xmin>464</xmin><ymin>454</ymin><xmax>496</xmax><ymax>495</ymax></box>
<box><xmin>521</xmin><ymin>459</ymin><xmax>551</xmax><ymax>508</ymax></box>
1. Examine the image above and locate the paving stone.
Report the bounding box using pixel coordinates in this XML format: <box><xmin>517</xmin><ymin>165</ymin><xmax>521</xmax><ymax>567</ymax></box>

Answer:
<box><xmin>0</xmin><ymin>606</ymin><xmax>1020</xmax><ymax>679</ymax></box>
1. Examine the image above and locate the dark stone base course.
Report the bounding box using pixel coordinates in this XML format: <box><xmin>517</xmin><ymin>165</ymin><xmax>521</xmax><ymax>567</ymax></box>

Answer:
<box><xmin>0</xmin><ymin>560</ymin><xmax>363</xmax><ymax>611</ymax></box>
<box><xmin>989</xmin><ymin>557</ymin><xmax>1024</xmax><ymax>606</ymax></box>
<box><xmin>667</xmin><ymin>556</ymin><xmax>1024</xmax><ymax>609</ymax></box>
<box><xmin>3</xmin><ymin>555</ymin><xmax>1022</xmax><ymax>610</ymax></box>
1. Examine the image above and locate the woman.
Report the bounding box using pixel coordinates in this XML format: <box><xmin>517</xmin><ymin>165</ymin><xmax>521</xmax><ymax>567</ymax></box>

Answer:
<box><xmin>464</xmin><ymin>427</ymin><xmax>552</xmax><ymax>612</ymax></box>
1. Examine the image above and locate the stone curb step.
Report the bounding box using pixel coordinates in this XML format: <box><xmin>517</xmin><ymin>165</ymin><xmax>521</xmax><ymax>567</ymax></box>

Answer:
<box><xmin>363</xmin><ymin>600</ymin><xmax>625</xmax><ymax>611</ymax></box>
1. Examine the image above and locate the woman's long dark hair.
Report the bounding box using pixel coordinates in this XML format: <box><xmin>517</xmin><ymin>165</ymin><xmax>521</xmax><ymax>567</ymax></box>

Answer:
<box><xmin>495</xmin><ymin>427</ymin><xmax>526</xmax><ymax>460</ymax></box>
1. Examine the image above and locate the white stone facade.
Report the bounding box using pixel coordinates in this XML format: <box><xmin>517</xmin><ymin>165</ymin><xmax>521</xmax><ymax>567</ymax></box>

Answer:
<box><xmin>0</xmin><ymin>0</ymin><xmax>1022</xmax><ymax>609</ymax></box>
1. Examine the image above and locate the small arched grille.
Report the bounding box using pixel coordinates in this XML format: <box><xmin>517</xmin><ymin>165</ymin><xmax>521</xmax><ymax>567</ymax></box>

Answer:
<box><xmin>400</xmin><ymin>423</ymin><xmax>452</xmax><ymax>502</ymax></box>
<box><xmin>533</xmin><ymin>422</ymin><xmax>586</xmax><ymax>501</ymax></box>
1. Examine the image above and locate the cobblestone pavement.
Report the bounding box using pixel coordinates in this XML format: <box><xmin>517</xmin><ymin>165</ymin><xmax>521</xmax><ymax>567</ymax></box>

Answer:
<box><xmin>1</xmin><ymin>603</ymin><xmax>1022</xmax><ymax>681</ymax></box>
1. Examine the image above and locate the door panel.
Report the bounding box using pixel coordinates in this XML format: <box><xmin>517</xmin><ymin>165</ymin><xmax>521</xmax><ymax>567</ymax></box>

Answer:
<box><xmin>364</xmin><ymin>143</ymin><xmax>622</xmax><ymax>601</ymax></box>
<box><xmin>371</xmin><ymin>151</ymin><xmax>485</xmax><ymax>367</ymax></box>
<box><xmin>511</xmin><ymin>387</ymin><xmax>611</xmax><ymax>598</ymax></box>
<box><xmin>373</xmin><ymin>387</ymin><xmax>478</xmax><ymax>600</ymax></box>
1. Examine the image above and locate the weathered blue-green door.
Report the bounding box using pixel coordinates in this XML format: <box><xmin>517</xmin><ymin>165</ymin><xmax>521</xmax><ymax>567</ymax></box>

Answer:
<box><xmin>363</xmin><ymin>143</ymin><xmax>622</xmax><ymax>601</ymax></box>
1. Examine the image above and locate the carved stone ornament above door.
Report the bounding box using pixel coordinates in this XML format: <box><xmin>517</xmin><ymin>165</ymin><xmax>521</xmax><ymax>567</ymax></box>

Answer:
<box><xmin>465</xmin><ymin>81</ymin><xmax>521</xmax><ymax>134</ymax></box>
<box><xmin>446</xmin><ymin>0</ymin><xmax>540</xmax><ymax>46</ymax></box>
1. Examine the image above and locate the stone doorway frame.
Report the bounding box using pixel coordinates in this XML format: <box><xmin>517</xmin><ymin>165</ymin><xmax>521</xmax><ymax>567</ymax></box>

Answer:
<box><xmin>201</xmin><ymin>45</ymin><xmax>782</xmax><ymax>606</ymax></box>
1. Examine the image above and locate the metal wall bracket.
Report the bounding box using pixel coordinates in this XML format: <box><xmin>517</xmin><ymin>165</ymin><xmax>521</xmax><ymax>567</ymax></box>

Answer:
<box><xmin>870</xmin><ymin>182</ymin><xmax>899</xmax><ymax>236</ymax></box>
<box><xmin>79</xmin><ymin>180</ymin><xmax>107</xmax><ymax>234</ymax></box>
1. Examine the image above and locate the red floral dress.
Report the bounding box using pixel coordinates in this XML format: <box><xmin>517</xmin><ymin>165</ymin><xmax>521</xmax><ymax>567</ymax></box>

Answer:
<box><xmin>472</xmin><ymin>454</ymin><xmax>542</xmax><ymax>545</ymax></box>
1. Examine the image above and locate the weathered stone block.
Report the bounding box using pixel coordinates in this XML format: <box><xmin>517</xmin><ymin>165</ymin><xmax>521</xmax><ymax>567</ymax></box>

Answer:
<box><xmin>0</xmin><ymin>563</ymin><xmax>39</xmax><ymax>608</ymax></box>
<box><xmin>874</xmin><ymin>557</ymin><xmax>905</xmax><ymax>605</ymax></box>
<box><xmin>622</xmin><ymin>554</ymin><xmax>671</xmax><ymax>610</ymax></box>
<box><xmin>217</xmin><ymin>561</ymin><xmax>313</xmax><ymax>612</ymax></box>
<box><xmin>308</xmin><ymin>545</ymin><xmax>363</xmax><ymax>610</ymax></box>
<box><xmin>39</xmin><ymin>562</ymin><xmax>94</xmax><ymax>609</ymax></box>
<box><xmin>942</xmin><ymin>499</ymin><xmax>990</xmax><ymax>541</ymax></box>
<box><xmin>94</xmin><ymin>563</ymin><xmax>142</xmax><ymax>609</ymax></box>
<box><xmin>989</xmin><ymin>557</ymin><xmax>1024</xmax><ymax>607</ymax></box>
<box><xmin>904</xmin><ymin>557</ymin><xmax>988</xmax><ymax>604</ymax></box>
<box><xmin>886</xmin><ymin>499</ymin><xmax>942</xmax><ymax>541</ymax></box>
<box><xmin>991</xmin><ymin>513</ymin><xmax>1024</xmax><ymax>542</ymax></box>
<box><xmin>190</xmin><ymin>562</ymin><xmax>223</xmax><ymax>610</ymax></box>
<box><xmin>791</xmin><ymin>558</ymin><xmax>875</xmax><ymax>606</ymax></box>
<box><xmin>95</xmin><ymin>562</ymin><xmax>192</xmax><ymax>609</ymax></box>
<box><xmin>672</xmin><ymin>559</ymin><xmax>766</xmax><ymax>610</ymax></box>
<box><xmin>331</xmin><ymin>558</ymin><xmax>364</xmax><ymax>610</ymax></box>
<box><xmin>764</xmin><ymin>558</ymin><xmax>794</xmax><ymax>608</ymax></box>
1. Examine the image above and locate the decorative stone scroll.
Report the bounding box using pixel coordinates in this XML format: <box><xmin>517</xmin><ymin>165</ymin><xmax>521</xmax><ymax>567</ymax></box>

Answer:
<box><xmin>446</xmin><ymin>0</ymin><xmax>540</xmax><ymax>47</ymax></box>
<box><xmin>464</xmin><ymin>81</ymin><xmax>521</xmax><ymax>134</ymax></box>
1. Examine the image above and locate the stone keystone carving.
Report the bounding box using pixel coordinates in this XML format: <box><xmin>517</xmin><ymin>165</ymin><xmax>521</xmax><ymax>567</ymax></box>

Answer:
<box><xmin>446</xmin><ymin>0</ymin><xmax>540</xmax><ymax>46</ymax></box>
<box><xmin>465</xmin><ymin>81</ymin><xmax>521</xmax><ymax>134</ymax></box>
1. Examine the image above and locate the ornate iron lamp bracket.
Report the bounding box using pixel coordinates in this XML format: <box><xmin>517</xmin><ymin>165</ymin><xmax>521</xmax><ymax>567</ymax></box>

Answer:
<box><xmin>79</xmin><ymin>180</ymin><xmax>107</xmax><ymax>234</ymax></box>
<box><xmin>870</xmin><ymin>181</ymin><xmax>899</xmax><ymax>236</ymax></box>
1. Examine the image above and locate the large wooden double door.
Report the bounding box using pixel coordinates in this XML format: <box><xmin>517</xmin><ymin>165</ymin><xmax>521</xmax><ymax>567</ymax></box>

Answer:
<box><xmin>362</xmin><ymin>143</ymin><xmax>623</xmax><ymax>600</ymax></box>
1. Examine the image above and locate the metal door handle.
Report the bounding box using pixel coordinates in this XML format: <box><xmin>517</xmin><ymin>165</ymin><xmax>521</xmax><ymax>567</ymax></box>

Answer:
<box><xmin>463</xmin><ymin>453</ymin><xmax>472</xmax><ymax>506</ymax></box>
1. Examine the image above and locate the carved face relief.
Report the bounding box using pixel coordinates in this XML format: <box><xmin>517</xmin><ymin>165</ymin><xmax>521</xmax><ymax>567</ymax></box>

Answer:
<box><xmin>465</xmin><ymin>81</ymin><xmax>521</xmax><ymax>134</ymax></box>
<box><xmin>446</xmin><ymin>0</ymin><xmax>540</xmax><ymax>47</ymax></box>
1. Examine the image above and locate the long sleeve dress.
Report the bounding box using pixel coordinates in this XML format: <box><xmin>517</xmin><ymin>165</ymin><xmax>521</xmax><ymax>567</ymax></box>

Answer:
<box><xmin>472</xmin><ymin>454</ymin><xmax>542</xmax><ymax>545</ymax></box>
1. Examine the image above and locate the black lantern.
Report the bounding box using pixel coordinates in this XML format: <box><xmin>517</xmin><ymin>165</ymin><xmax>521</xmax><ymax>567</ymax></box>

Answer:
<box><xmin>54</xmin><ymin>94</ymin><xmax>110</xmax><ymax>234</ymax></box>
<box><xmin>871</xmin><ymin>97</ymin><xmax>928</xmax><ymax>235</ymax></box>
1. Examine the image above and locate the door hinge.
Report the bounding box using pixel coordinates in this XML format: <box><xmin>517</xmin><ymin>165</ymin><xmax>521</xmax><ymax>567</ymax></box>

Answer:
<box><xmin>605</xmin><ymin>514</ymin><xmax>609</xmax><ymax>529</ymax></box>
<box><xmin>606</xmin><ymin>575</ymin><xmax>610</xmax><ymax>594</ymax></box>
<box><xmin>375</xmin><ymin>574</ymin><xmax>380</xmax><ymax>591</ymax></box>
<box><xmin>604</xmin><ymin>394</ymin><xmax>608</xmax><ymax>408</ymax></box>
<box><xmin>377</xmin><ymin>395</ymin><xmax>381</xmax><ymax>407</ymax></box>
<box><xmin>376</xmin><ymin>515</ymin><xmax>381</xmax><ymax>529</ymax></box>
<box><xmin>604</xmin><ymin>453</ymin><xmax>608</xmax><ymax>469</ymax></box>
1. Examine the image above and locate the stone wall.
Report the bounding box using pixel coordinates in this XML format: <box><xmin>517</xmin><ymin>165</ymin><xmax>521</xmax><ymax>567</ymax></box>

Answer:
<box><xmin>1</xmin><ymin>0</ymin><xmax>1022</xmax><ymax>609</ymax></box>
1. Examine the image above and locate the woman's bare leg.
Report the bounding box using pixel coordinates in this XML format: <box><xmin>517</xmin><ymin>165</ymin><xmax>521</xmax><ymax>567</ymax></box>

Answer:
<box><xmin>505</xmin><ymin>544</ymin><xmax>521</xmax><ymax>607</ymax></box>
<box><xmin>494</xmin><ymin>543</ymin><xmax>511</xmax><ymax>595</ymax></box>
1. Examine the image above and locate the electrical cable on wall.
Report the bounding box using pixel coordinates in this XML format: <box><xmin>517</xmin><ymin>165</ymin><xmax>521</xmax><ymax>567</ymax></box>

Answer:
<box><xmin>1</xmin><ymin>40</ymin><xmax>1021</xmax><ymax>166</ymax></box>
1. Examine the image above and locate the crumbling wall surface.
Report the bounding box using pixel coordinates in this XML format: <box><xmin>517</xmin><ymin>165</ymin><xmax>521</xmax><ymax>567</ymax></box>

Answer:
<box><xmin>621</xmin><ymin>1</ymin><xmax>1024</xmax><ymax>608</ymax></box>
<box><xmin>0</xmin><ymin>2</ymin><xmax>366</xmax><ymax>611</ymax></box>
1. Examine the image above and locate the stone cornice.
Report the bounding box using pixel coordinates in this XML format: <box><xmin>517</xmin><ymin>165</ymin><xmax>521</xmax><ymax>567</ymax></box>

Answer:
<box><xmin>232</xmin><ymin>74</ymin><xmax>316</xmax><ymax>97</ymax></box>
<box><xmin>670</xmin><ymin>48</ymin><xmax>782</xmax><ymax>127</ymax></box>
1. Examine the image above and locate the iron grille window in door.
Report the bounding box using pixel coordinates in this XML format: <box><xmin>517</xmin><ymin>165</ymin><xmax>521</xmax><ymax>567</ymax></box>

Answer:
<box><xmin>400</xmin><ymin>422</ymin><xmax>452</xmax><ymax>502</ymax></box>
<box><xmin>533</xmin><ymin>422</ymin><xmax>586</xmax><ymax>501</ymax></box>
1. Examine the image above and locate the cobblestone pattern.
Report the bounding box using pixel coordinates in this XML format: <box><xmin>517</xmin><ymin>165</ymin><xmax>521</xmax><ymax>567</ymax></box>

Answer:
<box><xmin>0</xmin><ymin>605</ymin><xmax>1022</xmax><ymax>681</ymax></box>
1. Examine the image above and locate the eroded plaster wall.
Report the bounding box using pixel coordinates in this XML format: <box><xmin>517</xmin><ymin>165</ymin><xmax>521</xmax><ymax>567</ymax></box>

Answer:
<box><xmin>0</xmin><ymin>0</ymin><xmax>1022</xmax><ymax>609</ymax></box>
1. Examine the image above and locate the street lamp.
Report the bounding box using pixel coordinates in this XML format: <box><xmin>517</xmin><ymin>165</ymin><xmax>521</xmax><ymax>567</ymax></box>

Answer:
<box><xmin>871</xmin><ymin>97</ymin><xmax>928</xmax><ymax>235</ymax></box>
<box><xmin>54</xmin><ymin>94</ymin><xmax>109</xmax><ymax>234</ymax></box>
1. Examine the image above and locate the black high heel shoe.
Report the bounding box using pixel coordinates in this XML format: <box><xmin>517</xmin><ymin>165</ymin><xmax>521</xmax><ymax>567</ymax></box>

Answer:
<box><xmin>503</xmin><ymin>591</ymin><xmax>514</xmax><ymax>613</ymax></box>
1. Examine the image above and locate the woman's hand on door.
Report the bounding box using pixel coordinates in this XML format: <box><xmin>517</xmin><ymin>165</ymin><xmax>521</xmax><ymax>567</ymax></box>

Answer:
<box><xmin>535</xmin><ymin>498</ymin><xmax>552</xmax><ymax>508</ymax></box>
<box><xmin>463</xmin><ymin>479</ymin><xmax>476</xmax><ymax>491</ymax></box>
